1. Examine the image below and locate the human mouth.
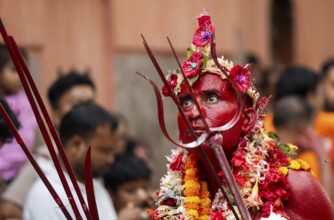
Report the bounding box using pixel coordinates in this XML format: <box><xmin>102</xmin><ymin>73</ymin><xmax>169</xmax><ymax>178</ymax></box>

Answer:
<box><xmin>185</xmin><ymin>128</ymin><xmax>205</xmax><ymax>137</ymax></box>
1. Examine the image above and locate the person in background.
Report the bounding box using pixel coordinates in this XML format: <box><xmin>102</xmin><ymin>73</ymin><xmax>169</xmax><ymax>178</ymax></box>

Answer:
<box><xmin>264</xmin><ymin>66</ymin><xmax>321</xmax><ymax>133</ymax></box>
<box><xmin>104</xmin><ymin>153</ymin><xmax>153</xmax><ymax>220</ymax></box>
<box><xmin>265</xmin><ymin>66</ymin><xmax>332</xmax><ymax>188</ymax></box>
<box><xmin>47</xmin><ymin>70</ymin><xmax>96</xmax><ymax>128</ymax></box>
<box><xmin>0</xmin><ymin>98</ymin><xmax>20</xmax><ymax>148</ymax></box>
<box><xmin>24</xmin><ymin>102</ymin><xmax>122</xmax><ymax>219</ymax></box>
<box><xmin>273</xmin><ymin>95</ymin><xmax>334</xmax><ymax>202</ymax></box>
<box><xmin>275</xmin><ymin>66</ymin><xmax>321</xmax><ymax>112</ymax></box>
<box><xmin>125</xmin><ymin>137</ymin><xmax>153</xmax><ymax>166</ymax></box>
<box><xmin>316</xmin><ymin>58</ymin><xmax>334</xmax><ymax>177</ymax></box>
<box><xmin>1</xmin><ymin>71</ymin><xmax>96</xmax><ymax>219</ymax></box>
<box><xmin>0</xmin><ymin>44</ymin><xmax>38</xmax><ymax>184</ymax></box>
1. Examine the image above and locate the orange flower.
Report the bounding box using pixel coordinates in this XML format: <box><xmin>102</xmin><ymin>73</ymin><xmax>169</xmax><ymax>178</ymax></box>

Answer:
<box><xmin>199</xmin><ymin>207</ymin><xmax>211</xmax><ymax>216</ymax></box>
<box><xmin>186</xmin><ymin>168</ymin><xmax>199</xmax><ymax>175</ymax></box>
<box><xmin>183</xmin><ymin>153</ymin><xmax>211</xmax><ymax>219</ymax></box>
<box><xmin>200</xmin><ymin>181</ymin><xmax>208</xmax><ymax>191</ymax></box>
<box><xmin>199</xmin><ymin>215</ymin><xmax>209</xmax><ymax>220</ymax></box>
<box><xmin>187</xmin><ymin>210</ymin><xmax>199</xmax><ymax>218</ymax></box>
<box><xmin>200</xmin><ymin>198</ymin><xmax>211</xmax><ymax>207</ymax></box>
<box><xmin>184</xmin><ymin>180</ymin><xmax>201</xmax><ymax>189</ymax></box>
<box><xmin>200</xmin><ymin>191</ymin><xmax>210</xmax><ymax>198</ymax></box>
<box><xmin>184</xmin><ymin>188</ymin><xmax>200</xmax><ymax>197</ymax></box>
<box><xmin>186</xmin><ymin>196</ymin><xmax>201</xmax><ymax>204</ymax></box>
<box><xmin>184</xmin><ymin>203</ymin><xmax>200</xmax><ymax>210</ymax></box>
<box><xmin>184</xmin><ymin>173</ymin><xmax>200</xmax><ymax>182</ymax></box>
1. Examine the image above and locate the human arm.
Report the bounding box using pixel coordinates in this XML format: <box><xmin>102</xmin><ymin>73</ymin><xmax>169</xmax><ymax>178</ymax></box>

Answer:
<box><xmin>284</xmin><ymin>169</ymin><xmax>334</xmax><ymax>220</ymax></box>
<box><xmin>1</xmin><ymin>160</ymin><xmax>39</xmax><ymax>219</ymax></box>
<box><xmin>0</xmin><ymin>91</ymin><xmax>37</xmax><ymax>181</ymax></box>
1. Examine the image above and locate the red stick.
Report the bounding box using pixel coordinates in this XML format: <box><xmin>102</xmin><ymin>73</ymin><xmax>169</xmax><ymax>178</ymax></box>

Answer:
<box><xmin>10</xmin><ymin>36</ymin><xmax>93</xmax><ymax>220</ymax></box>
<box><xmin>84</xmin><ymin>146</ymin><xmax>99</xmax><ymax>220</ymax></box>
<box><xmin>0</xmin><ymin>18</ymin><xmax>83</xmax><ymax>219</ymax></box>
<box><xmin>0</xmin><ymin>104</ymin><xmax>73</xmax><ymax>219</ymax></box>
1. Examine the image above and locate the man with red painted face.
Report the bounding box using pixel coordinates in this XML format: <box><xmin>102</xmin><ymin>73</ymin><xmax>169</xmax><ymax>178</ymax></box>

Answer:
<box><xmin>151</xmin><ymin>14</ymin><xmax>334</xmax><ymax>220</ymax></box>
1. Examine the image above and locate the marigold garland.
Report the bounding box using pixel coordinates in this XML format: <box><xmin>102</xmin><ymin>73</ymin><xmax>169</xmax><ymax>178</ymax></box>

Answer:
<box><xmin>183</xmin><ymin>153</ymin><xmax>200</xmax><ymax>218</ymax></box>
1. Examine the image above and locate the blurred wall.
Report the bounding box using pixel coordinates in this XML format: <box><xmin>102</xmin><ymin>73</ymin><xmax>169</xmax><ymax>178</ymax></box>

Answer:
<box><xmin>294</xmin><ymin>0</ymin><xmax>334</xmax><ymax>70</ymax></box>
<box><xmin>0</xmin><ymin>0</ymin><xmax>114</xmax><ymax>110</ymax></box>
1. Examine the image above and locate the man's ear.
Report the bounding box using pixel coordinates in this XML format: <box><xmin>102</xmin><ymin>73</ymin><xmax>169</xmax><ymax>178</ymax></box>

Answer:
<box><xmin>241</xmin><ymin>107</ymin><xmax>257</xmax><ymax>133</ymax></box>
<box><xmin>52</xmin><ymin>110</ymin><xmax>61</xmax><ymax>128</ymax></box>
<box><xmin>64</xmin><ymin>135</ymin><xmax>86</xmax><ymax>159</ymax></box>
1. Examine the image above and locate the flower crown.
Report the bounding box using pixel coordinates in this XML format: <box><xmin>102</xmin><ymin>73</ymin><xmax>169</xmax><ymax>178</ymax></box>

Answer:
<box><xmin>162</xmin><ymin>13</ymin><xmax>259</xmax><ymax>106</ymax></box>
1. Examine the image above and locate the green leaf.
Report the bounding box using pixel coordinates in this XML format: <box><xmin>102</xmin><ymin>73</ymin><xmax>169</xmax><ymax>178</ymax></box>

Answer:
<box><xmin>288</xmin><ymin>151</ymin><xmax>298</xmax><ymax>156</ymax></box>
<box><xmin>188</xmin><ymin>74</ymin><xmax>199</xmax><ymax>85</ymax></box>
<box><xmin>268</xmin><ymin>131</ymin><xmax>279</xmax><ymax>144</ymax></box>
<box><xmin>279</xmin><ymin>144</ymin><xmax>290</xmax><ymax>154</ymax></box>
<box><xmin>186</xmin><ymin>49</ymin><xmax>193</xmax><ymax>59</ymax></box>
<box><xmin>201</xmin><ymin>55</ymin><xmax>209</xmax><ymax>69</ymax></box>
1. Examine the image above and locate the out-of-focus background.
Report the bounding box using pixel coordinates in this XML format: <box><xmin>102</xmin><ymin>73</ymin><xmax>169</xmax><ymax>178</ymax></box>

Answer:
<box><xmin>1</xmin><ymin>0</ymin><xmax>334</xmax><ymax>188</ymax></box>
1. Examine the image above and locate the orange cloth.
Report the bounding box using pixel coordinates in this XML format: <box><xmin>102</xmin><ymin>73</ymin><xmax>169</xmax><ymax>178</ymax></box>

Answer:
<box><xmin>264</xmin><ymin>113</ymin><xmax>321</xmax><ymax>179</ymax></box>
<box><xmin>297</xmin><ymin>151</ymin><xmax>321</xmax><ymax>180</ymax></box>
<box><xmin>315</xmin><ymin>112</ymin><xmax>334</xmax><ymax>141</ymax></box>
<box><xmin>263</xmin><ymin>113</ymin><xmax>276</xmax><ymax>133</ymax></box>
<box><xmin>315</xmin><ymin>112</ymin><xmax>334</xmax><ymax>175</ymax></box>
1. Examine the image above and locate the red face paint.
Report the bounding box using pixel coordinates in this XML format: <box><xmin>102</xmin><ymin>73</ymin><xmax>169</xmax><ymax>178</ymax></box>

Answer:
<box><xmin>178</xmin><ymin>73</ymin><xmax>243</xmax><ymax>150</ymax></box>
<box><xmin>177</xmin><ymin>73</ymin><xmax>244</xmax><ymax>192</ymax></box>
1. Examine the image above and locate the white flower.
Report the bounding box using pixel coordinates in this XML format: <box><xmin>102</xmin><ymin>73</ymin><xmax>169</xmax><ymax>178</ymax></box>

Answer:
<box><xmin>260</xmin><ymin>212</ymin><xmax>287</xmax><ymax>220</ymax></box>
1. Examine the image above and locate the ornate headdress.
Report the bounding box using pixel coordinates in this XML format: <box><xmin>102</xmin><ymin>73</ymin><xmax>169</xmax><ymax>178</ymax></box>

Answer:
<box><xmin>161</xmin><ymin>12</ymin><xmax>259</xmax><ymax>106</ymax></box>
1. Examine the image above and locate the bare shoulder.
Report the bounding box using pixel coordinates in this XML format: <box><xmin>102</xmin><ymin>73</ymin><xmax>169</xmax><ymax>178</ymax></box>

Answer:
<box><xmin>284</xmin><ymin>169</ymin><xmax>334</xmax><ymax>220</ymax></box>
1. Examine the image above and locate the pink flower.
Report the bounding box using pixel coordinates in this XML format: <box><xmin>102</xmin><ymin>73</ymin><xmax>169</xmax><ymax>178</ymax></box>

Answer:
<box><xmin>230</xmin><ymin>65</ymin><xmax>251</xmax><ymax>93</ymax></box>
<box><xmin>192</xmin><ymin>15</ymin><xmax>215</xmax><ymax>46</ymax></box>
<box><xmin>231</xmin><ymin>151</ymin><xmax>246</xmax><ymax>168</ymax></box>
<box><xmin>182</xmin><ymin>52</ymin><xmax>203</xmax><ymax>78</ymax></box>
<box><xmin>162</xmin><ymin>74</ymin><xmax>178</xmax><ymax>96</ymax></box>
<box><xmin>234</xmin><ymin>173</ymin><xmax>248</xmax><ymax>187</ymax></box>
<box><xmin>169</xmin><ymin>152</ymin><xmax>184</xmax><ymax>172</ymax></box>
<box><xmin>210</xmin><ymin>210</ymin><xmax>226</xmax><ymax>220</ymax></box>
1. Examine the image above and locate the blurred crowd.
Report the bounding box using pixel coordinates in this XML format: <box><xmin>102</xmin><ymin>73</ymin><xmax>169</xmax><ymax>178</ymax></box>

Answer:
<box><xmin>0</xmin><ymin>44</ymin><xmax>155</xmax><ymax>219</ymax></box>
<box><xmin>244</xmin><ymin>54</ymin><xmax>334</xmax><ymax>202</ymax></box>
<box><xmin>0</xmin><ymin>43</ymin><xmax>334</xmax><ymax>219</ymax></box>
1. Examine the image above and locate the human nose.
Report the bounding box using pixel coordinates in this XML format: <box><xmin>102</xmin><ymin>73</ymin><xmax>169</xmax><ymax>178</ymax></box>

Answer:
<box><xmin>189</xmin><ymin>100</ymin><xmax>203</xmax><ymax>121</ymax></box>
<box><xmin>106</xmin><ymin>153</ymin><xmax>115</xmax><ymax>165</ymax></box>
<box><xmin>137</xmin><ymin>188</ymin><xmax>149</xmax><ymax>203</ymax></box>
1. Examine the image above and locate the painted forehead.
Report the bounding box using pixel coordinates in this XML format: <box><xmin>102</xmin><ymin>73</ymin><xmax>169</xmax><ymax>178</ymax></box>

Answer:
<box><xmin>180</xmin><ymin>73</ymin><xmax>234</xmax><ymax>97</ymax></box>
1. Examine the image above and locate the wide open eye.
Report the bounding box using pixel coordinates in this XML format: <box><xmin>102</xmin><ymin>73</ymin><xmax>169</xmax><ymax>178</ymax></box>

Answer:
<box><xmin>206</xmin><ymin>94</ymin><xmax>219</xmax><ymax>104</ymax></box>
<box><xmin>182</xmin><ymin>98</ymin><xmax>194</xmax><ymax>108</ymax></box>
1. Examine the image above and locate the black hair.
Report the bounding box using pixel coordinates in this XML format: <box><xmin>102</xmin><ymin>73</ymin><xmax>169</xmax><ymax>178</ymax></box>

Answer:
<box><xmin>0</xmin><ymin>98</ymin><xmax>20</xmax><ymax>143</ymax></box>
<box><xmin>273</xmin><ymin>95</ymin><xmax>313</xmax><ymax>130</ymax></box>
<box><xmin>59</xmin><ymin>102</ymin><xmax>118</xmax><ymax>145</ymax></box>
<box><xmin>47</xmin><ymin>70</ymin><xmax>95</xmax><ymax>109</ymax></box>
<box><xmin>275</xmin><ymin>66</ymin><xmax>319</xmax><ymax>101</ymax></box>
<box><xmin>0</xmin><ymin>44</ymin><xmax>27</xmax><ymax>72</ymax></box>
<box><xmin>103</xmin><ymin>153</ymin><xmax>151</xmax><ymax>192</ymax></box>
<box><xmin>244</xmin><ymin>54</ymin><xmax>259</xmax><ymax>65</ymax></box>
<box><xmin>321</xmin><ymin>58</ymin><xmax>334</xmax><ymax>81</ymax></box>
<box><xmin>125</xmin><ymin>137</ymin><xmax>152</xmax><ymax>159</ymax></box>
